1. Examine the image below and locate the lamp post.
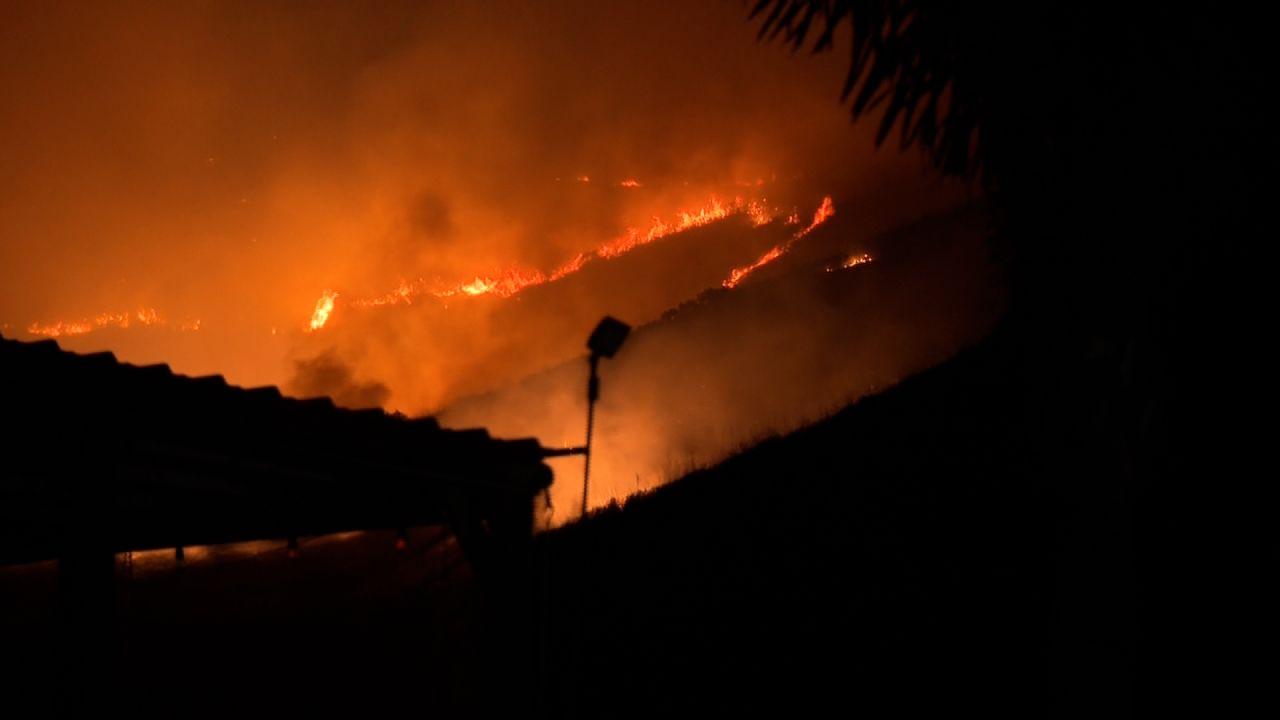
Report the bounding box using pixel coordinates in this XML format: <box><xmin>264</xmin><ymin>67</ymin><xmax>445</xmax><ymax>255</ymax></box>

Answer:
<box><xmin>582</xmin><ymin>316</ymin><xmax>630</xmax><ymax>518</ymax></box>
<box><xmin>530</xmin><ymin>317</ymin><xmax>629</xmax><ymax>715</ymax></box>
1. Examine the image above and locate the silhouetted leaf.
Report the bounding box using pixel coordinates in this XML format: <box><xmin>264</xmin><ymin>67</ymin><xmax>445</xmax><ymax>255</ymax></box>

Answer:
<box><xmin>747</xmin><ymin>0</ymin><xmax>984</xmax><ymax>179</ymax></box>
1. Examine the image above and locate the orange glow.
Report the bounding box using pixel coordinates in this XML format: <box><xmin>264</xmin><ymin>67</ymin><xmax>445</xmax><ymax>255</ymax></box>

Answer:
<box><xmin>307</xmin><ymin>193</ymin><xmax>788</xmax><ymax>330</ymax></box>
<box><xmin>795</xmin><ymin>195</ymin><xmax>835</xmax><ymax>239</ymax></box>
<box><xmin>308</xmin><ymin>289</ymin><xmax>338</xmax><ymax>331</ymax></box>
<box><xmin>595</xmin><ymin>194</ymin><xmax>773</xmax><ymax>259</ymax></box>
<box><xmin>722</xmin><ymin>196</ymin><xmax>835</xmax><ymax>289</ymax></box>
<box><xmin>619</xmin><ymin>178</ymin><xmax>642</xmax><ymax>188</ymax></box>
<box><xmin>26</xmin><ymin>307</ymin><xmax>192</xmax><ymax>338</ymax></box>
<box><xmin>723</xmin><ymin>244</ymin><xmax>786</xmax><ymax>289</ymax></box>
<box><xmin>549</xmin><ymin>252</ymin><xmax>589</xmax><ymax>281</ymax></box>
<box><xmin>435</xmin><ymin>266</ymin><xmax>550</xmax><ymax>299</ymax></box>
<box><xmin>841</xmin><ymin>253</ymin><xmax>873</xmax><ymax>269</ymax></box>
<box><xmin>746</xmin><ymin>200</ymin><xmax>775</xmax><ymax>227</ymax></box>
<box><xmin>27</xmin><ymin>320</ymin><xmax>93</xmax><ymax>337</ymax></box>
<box><xmin>349</xmin><ymin>280</ymin><xmax>417</xmax><ymax>310</ymax></box>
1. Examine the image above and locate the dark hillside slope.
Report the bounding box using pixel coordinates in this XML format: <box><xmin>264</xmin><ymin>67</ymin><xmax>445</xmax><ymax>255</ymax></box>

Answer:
<box><xmin>536</xmin><ymin>327</ymin><xmax>1054</xmax><ymax>715</ymax></box>
<box><xmin>442</xmin><ymin>203</ymin><xmax>1002</xmax><ymax>511</ymax></box>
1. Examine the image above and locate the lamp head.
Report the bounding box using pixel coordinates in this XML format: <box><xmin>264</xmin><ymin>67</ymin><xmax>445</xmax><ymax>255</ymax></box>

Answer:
<box><xmin>587</xmin><ymin>316</ymin><xmax>631</xmax><ymax>359</ymax></box>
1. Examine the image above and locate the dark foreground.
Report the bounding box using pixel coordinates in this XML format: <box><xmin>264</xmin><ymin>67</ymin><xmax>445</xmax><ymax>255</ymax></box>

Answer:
<box><xmin>3</xmin><ymin>327</ymin><xmax>1193</xmax><ymax>716</ymax></box>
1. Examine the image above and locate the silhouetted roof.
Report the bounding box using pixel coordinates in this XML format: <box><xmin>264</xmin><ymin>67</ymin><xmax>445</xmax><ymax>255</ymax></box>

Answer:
<box><xmin>0</xmin><ymin>333</ymin><xmax>552</xmax><ymax>564</ymax></box>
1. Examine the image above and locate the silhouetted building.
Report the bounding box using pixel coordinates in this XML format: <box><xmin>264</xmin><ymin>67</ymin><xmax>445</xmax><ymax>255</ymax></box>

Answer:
<box><xmin>0</xmin><ymin>332</ymin><xmax>552</xmax><ymax>572</ymax></box>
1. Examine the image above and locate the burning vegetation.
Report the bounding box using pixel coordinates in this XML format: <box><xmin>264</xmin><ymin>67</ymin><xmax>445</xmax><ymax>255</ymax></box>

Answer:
<box><xmin>27</xmin><ymin>308</ymin><xmax>200</xmax><ymax>338</ymax></box>
<box><xmin>723</xmin><ymin>195</ymin><xmax>835</xmax><ymax>288</ymax></box>
<box><xmin>2</xmin><ymin>0</ymin><xmax>979</xmax><ymax>511</ymax></box>
<box><xmin>439</xmin><ymin>202</ymin><xmax>999</xmax><ymax>519</ymax></box>
<box><xmin>304</xmin><ymin>193</ymin><xmax>823</xmax><ymax>332</ymax></box>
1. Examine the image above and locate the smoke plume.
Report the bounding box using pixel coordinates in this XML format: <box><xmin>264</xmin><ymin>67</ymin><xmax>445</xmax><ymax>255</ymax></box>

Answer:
<box><xmin>2</xmin><ymin>1</ymin><xmax>994</xmax><ymax>512</ymax></box>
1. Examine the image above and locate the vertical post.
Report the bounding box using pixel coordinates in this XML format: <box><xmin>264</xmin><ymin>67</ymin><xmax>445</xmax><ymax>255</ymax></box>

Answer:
<box><xmin>582</xmin><ymin>354</ymin><xmax>600</xmax><ymax>519</ymax></box>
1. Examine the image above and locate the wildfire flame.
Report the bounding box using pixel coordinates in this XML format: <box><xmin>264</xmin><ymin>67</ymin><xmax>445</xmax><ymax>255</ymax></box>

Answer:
<box><xmin>797</xmin><ymin>196</ymin><xmax>835</xmax><ymax>238</ymax></box>
<box><xmin>595</xmin><ymin>195</ymin><xmax>774</xmax><ymax>259</ymax></box>
<box><xmin>840</xmin><ymin>253</ymin><xmax>873</xmax><ymax>269</ymax></box>
<box><xmin>308</xmin><ymin>290</ymin><xmax>338</xmax><ymax>332</ymax></box>
<box><xmin>548</xmin><ymin>252</ymin><xmax>589</xmax><ymax>281</ymax></box>
<box><xmin>308</xmin><ymin>193</ymin><xmax>787</xmax><ymax>331</ymax></box>
<box><xmin>22</xmin><ymin>194</ymin><xmax>839</xmax><ymax>338</ymax></box>
<box><xmin>722</xmin><ymin>245</ymin><xmax>787</xmax><ymax>289</ymax></box>
<box><xmin>26</xmin><ymin>307</ymin><xmax>196</xmax><ymax>338</ymax></box>
<box><xmin>747</xmin><ymin>202</ymin><xmax>775</xmax><ymax>228</ymax></box>
<box><xmin>722</xmin><ymin>196</ymin><xmax>836</xmax><ymax>289</ymax></box>
<box><xmin>21</xmin><ymin>194</ymin><xmax>839</xmax><ymax>339</ymax></box>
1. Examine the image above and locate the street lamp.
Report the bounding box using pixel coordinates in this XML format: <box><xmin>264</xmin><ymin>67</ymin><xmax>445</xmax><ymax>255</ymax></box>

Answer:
<box><xmin>581</xmin><ymin>316</ymin><xmax>630</xmax><ymax>518</ymax></box>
